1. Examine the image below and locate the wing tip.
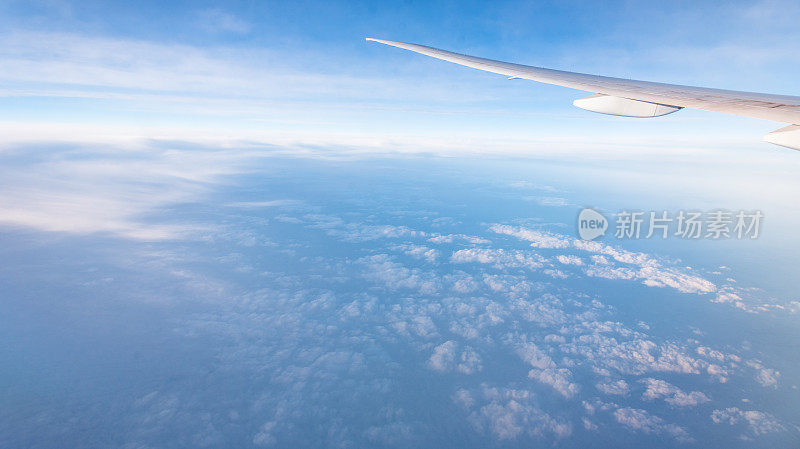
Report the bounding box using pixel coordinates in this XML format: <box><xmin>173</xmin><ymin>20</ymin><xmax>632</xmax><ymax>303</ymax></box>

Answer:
<box><xmin>365</xmin><ymin>37</ymin><xmax>400</xmax><ymax>46</ymax></box>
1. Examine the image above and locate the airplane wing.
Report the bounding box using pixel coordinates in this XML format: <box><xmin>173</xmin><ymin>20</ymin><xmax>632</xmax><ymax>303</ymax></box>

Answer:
<box><xmin>366</xmin><ymin>38</ymin><xmax>800</xmax><ymax>151</ymax></box>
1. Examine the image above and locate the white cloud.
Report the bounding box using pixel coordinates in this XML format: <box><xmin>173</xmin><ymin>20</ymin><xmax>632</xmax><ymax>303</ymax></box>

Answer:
<box><xmin>596</xmin><ymin>379</ymin><xmax>629</xmax><ymax>396</ymax></box>
<box><xmin>493</xmin><ymin>223</ymin><xmax>723</xmax><ymax>298</ymax></box>
<box><xmin>614</xmin><ymin>408</ymin><xmax>692</xmax><ymax>442</ymax></box>
<box><xmin>584</xmin><ymin>265</ymin><xmax>637</xmax><ymax>281</ymax></box>
<box><xmin>524</xmin><ymin>196</ymin><xmax>572</xmax><ymax>207</ymax></box>
<box><xmin>457</xmin><ymin>346</ymin><xmax>483</xmax><ymax>374</ymax></box>
<box><xmin>517</xmin><ymin>343</ymin><xmax>579</xmax><ymax>397</ymax></box>
<box><xmin>640</xmin><ymin>378</ymin><xmax>710</xmax><ymax>407</ymax></box>
<box><xmin>466</xmin><ymin>387</ymin><xmax>572</xmax><ymax>440</ymax></box>
<box><xmin>358</xmin><ymin>254</ymin><xmax>439</xmax><ymax>294</ymax></box>
<box><xmin>428</xmin><ymin>233</ymin><xmax>490</xmax><ymax>245</ymax></box>
<box><xmin>363</xmin><ymin>422</ymin><xmax>413</xmax><ymax>445</ymax></box>
<box><xmin>711</xmin><ymin>407</ymin><xmax>785</xmax><ymax>436</ymax></box>
<box><xmin>746</xmin><ymin>360</ymin><xmax>780</xmax><ymax>388</ymax></box>
<box><xmin>195</xmin><ymin>9</ymin><xmax>251</xmax><ymax>34</ymax></box>
<box><xmin>544</xmin><ymin>334</ymin><xmax>566</xmax><ymax>343</ymax></box>
<box><xmin>390</xmin><ymin>243</ymin><xmax>439</xmax><ymax>262</ymax></box>
<box><xmin>489</xmin><ymin>224</ymin><xmax>570</xmax><ymax>249</ymax></box>
<box><xmin>428</xmin><ymin>341</ymin><xmax>458</xmax><ymax>372</ymax></box>
<box><xmin>252</xmin><ymin>421</ymin><xmax>278</xmax><ymax>446</ymax></box>
<box><xmin>556</xmin><ymin>255</ymin><xmax>583</xmax><ymax>265</ymax></box>
<box><xmin>451</xmin><ymin>248</ymin><xmax>545</xmax><ymax>270</ymax></box>
<box><xmin>226</xmin><ymin>200</ymin><xmax>298</xmax><ymax>208</ymax></box>
<box><xmin>428</xmin><ymin>341</ymin><xmax>483</xmax><ymax>374</ymax></box>
<box><xmin>452</xmin><ymin>389</ymin><xmax>474</xmax><ymax>409</ymax></box>
<box><xmin>543</xmin><ymin>268</ymin><xmax>568</xmax><ymax>279</ymax></box>
<box><xmin>528</xmin><ymin>368</ymin><xmax>579</xmax><ymax>398</ymax></box>
<box><xmin>0</xmin><ymin>142</ymin><xmax>261</xmax><ymax>239</ymax></box>
<box><xmin>637</xmin><ymin>266</ymin><xmax>716</xmax><ymax>294</ymax></box>
<box><xmin>561</xmin><ymin>331</ymin><xmax>710</xmax><ymax>377</ymax></box>
<box><xmin>307</xmin><ymin>216</ymin><xmax>422</xmax><ymax>242</ymax></box>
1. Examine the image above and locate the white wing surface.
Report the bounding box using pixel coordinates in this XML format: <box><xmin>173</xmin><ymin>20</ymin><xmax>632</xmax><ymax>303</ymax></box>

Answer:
<box><xmin>366</xmin><ymin>38</ymin><xmax>800</xmax><ymax>150</ymax></box>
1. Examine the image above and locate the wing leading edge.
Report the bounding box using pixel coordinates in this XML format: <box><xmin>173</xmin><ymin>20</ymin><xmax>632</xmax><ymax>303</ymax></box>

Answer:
<box><xmin>366</xmin><ymin>38</ymin><xmax>800</xmax><ymax>151</ymax></box>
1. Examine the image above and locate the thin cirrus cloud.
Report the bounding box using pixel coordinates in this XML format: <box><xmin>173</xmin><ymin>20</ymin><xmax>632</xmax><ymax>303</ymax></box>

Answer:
<box><xmin>195</xmin><ymin>8</ymin><xmax>252</xmax><ymax>34</ymax></box>
<box><xmin>0</xmin><ymin>141</ymin><xmax>266</xmax><ymax>240</ymax></box>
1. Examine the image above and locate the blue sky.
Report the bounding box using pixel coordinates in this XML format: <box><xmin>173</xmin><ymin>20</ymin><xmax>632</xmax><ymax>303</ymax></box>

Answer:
<box><xmin>0</xmin><ymin>0</ymin><xmax>798</xmax><ymax>249</ymax></box>
<box><xmin>2</xmin><ymin>0</ymin><xmax>800</xmax><ymax>157</ymax></box>
<box><xmin>1</xmin><ymin>0</ymin><xmax>798</xmax><ymax>260</ymax></box>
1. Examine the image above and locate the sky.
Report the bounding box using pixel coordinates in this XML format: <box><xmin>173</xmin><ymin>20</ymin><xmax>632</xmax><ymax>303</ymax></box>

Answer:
<box><xmin>1</xmin><ymin>1</ymin><xmax>800</xmax><ymax>448</ymax></box>
<box><xmin>2</xmin><ymin>0</ymin><xmax>800</xmax><ymax>154</ymax></box>
<box><xmin>1</xmin><ymin>0</ymin><xmax>799</xmax><ymax>279</ymax></box>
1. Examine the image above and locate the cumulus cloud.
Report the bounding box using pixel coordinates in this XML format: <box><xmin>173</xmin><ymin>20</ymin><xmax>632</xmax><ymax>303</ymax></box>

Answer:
<box><xmin>428</xmin><ymin>341</ymin><xmax>457</xmax><ymax>372</ymax></box>
<box><xmin>462</xmin><ymin>386</ymin><xmax>572</xmax><ymax>440</ymax></box>
<box><xmin>308</xmin><ymin>216</ymin><xmax>422</xmax><ymax>242</ymax></box>
<box><xmin>746</xmin><ymin>360</ymin><xmax>780</xmax><ymax>388</ymax></box>
<box><xmin>544</xmin><ymin>334</ymin><xmax>566</xmax><ymax>343</ymax></box>
<box><xmin>596</xmin><ymin>379</ymin><xmax>629</xmax><ymax>395</ymax></box>
<box><xmin>492</xmin><ymin>224</ymin><xmax>724</xmax><ymax>299</ymax></box>
<box><xmin>584</xmin><ymin>265</ymin><xmax>637</xmax><ymax>281</ymax></box>
<box><xmin>614</xmin><ymin>407</ymin><xmax>692</xmax><ymax>442</ymax></box>
<box><xmin>712</xmin><ymin>288</ymin><xmax>747</xmax><ymax>310</ymax></box>
<box><xmin>543</xmin><ymin>268</ymin><xmax>568</xmax><ymax>279</ymax></box>
<box><xmin>445</xmin><ymin>272</ymin><xmax>480</xmax><ymax>293</ymax></box>
<box><xmin>489</xmin><ymin>224</ymin><xmax>570</xmax><ymax>249</ymax></box>
<box><xmin>640</xmin><ymin>378</ymin><xmax>710</xmax><ymax>407</ymax></box>
<box><xmin>451</xmin><ymin>248</ymin><xmax>545</xmax><ymax>270</ymax></box>
<box><xmin>556</xmin><ymin>255</ymin><xmax>583</xmax><ymax>265</ymax></box>
<box><xmin>428</xmin><ymin>234</ymin><xmax>490</xmax><ymax>245</ymax></box>
<box><xmin>711</xmin><ymin>407</ymin><xmax>785</xmax><ymax>436</ymax></box>
<box><xmin>452</xmin><ymin>389</ymin><xmax>475</xmax><ymax>409</ymax></box>
<box><xmin>561</xmin><ymin>330</ymin><xmax>715</xmax><ymax>378</ymax></box>
<box><xmin>528</xmin><ymin>368</ymin><xmax>579</xmax><ymax>398</ymax></box>
<box><xmin>390</xmin><ymin>243</ymin><xmax>439</xmax><ymax>262</ymax></box>
<box><xmin>428</xmin><ymin>341</ymin><xmax>482</xmax><ymax>374</ymax></box>
<box><xmin>517</xmin><ymin>343</ymin><xmax>579</xmax><ymax>397</ymax></box>
<box><xmin>358</xmin><ymin>254</ymin><xmax>439</xmax><ymax>294</ymax></box>
<box><xmin>253</xmin><ymin>421</ymin><xmax>277</xmax><ymax>446</ymax></box>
